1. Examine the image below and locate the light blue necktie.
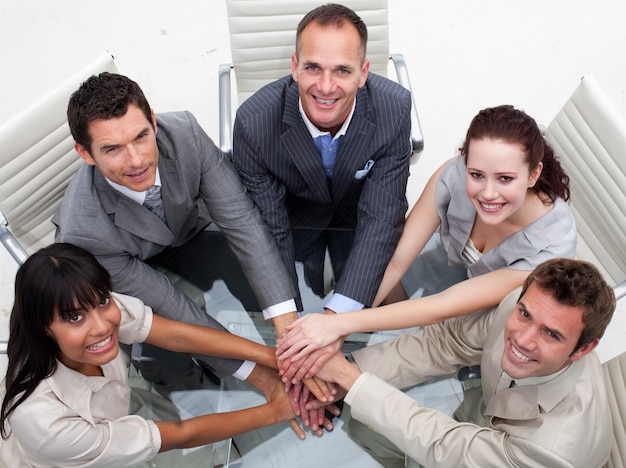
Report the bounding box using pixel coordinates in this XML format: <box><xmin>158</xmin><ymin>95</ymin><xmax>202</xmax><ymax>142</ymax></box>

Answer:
<box><xmin>314</xmin><ymin>134</ymin><xmax>340</xmax><ymax>180</ymax></box>
<box><xmin>143</xmin><ymin>185</ymin><xmax>168</xmax><ymax>225</ymax></box>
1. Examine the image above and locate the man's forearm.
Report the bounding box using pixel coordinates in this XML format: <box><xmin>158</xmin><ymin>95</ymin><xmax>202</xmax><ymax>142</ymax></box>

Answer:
<box><xmin>317</xmin><ymin>352</ymin><xmax>362</xmax><ymax>391</ymax></box>
<box><xmin>272</xmin><ymin>311</ymin><xmax>299</xmax><ymax>338</ymax></box>
<box><xmin>337</xmin><ymin>362</ymin><xmax>361</xmax><ymax>391</ymax></box>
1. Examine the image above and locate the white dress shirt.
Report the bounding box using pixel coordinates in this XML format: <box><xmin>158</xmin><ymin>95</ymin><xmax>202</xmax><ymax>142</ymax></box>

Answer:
<box><xmin>4</xmin><ymin>293</ymin><xmax>161</xmax><ymax>467</ymax></box>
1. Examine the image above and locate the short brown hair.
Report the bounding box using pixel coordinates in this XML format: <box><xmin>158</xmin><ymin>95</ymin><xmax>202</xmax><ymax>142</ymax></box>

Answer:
<box><xmin>296</xmin><ymin>3</ymin><xmax>368</xmax><ymax>62</ymax></box>
<box><xmin>520</xmin><ymin>258</ymin><xmax>616</xmax><ymax>352</ymax></box>
<box><xmin>67</xmin><ymin>72</ymin><xmax>152</xmax><ymax>154</ymax></box>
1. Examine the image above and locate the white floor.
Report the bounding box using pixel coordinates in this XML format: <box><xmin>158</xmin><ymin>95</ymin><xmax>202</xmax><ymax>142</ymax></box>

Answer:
<box><xmin>2</xmin><ymin>1</ymin><xmax>626</xmax><ymax>466</ymax></box>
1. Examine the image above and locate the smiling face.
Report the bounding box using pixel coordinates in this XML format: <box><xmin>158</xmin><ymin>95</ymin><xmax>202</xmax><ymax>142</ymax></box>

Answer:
<box><xmin>47</xmin><ymin>295</ymin><xmax>121</xmax><ymax>376</ymax></box>
<box><xmin>465</xmin><ymin>138</ymin><xmax>542</xmax><ymax>226</ymax></box>
<box><xmin>291</xmin><ymin>21</ymin><xmax>369</xmax><ymax>136</ymax></box>
<box><xmin>75</xmin><ymin>103</ymin><xmax>159</xmax><ymax>193</ymax></box>
<box><xmin>501</xmin><ymin>283</ymin><xmax>598</xmax><ymax>380</ymax></box>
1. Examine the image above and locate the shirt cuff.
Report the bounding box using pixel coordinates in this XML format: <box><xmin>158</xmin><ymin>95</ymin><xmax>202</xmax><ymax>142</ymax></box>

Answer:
<box><xmin>325</xmin><ymin>293</ymin><xmax>364</xmax><ymax>313</ymax></box>
<box><xmin>232</xmin><ymin>360</ymin><xmax>255</xmax><ymax>380</ymax></box>
<box><xmin>263</xmin><ymin>299</ymin><xmax>297</xmax><ymax>320</ymax></box>
<box><xmin>344</xmin><ymin>371</ymin><xmax>372</xmax><ymax>406</ymax></box>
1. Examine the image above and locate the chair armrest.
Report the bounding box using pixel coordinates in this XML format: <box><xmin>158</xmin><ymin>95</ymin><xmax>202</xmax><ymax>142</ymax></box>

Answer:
<box><xmin>218</xmin><ymin>63</ymin><xmax>234</xmax><ymax>157</ymax></box>
<box><xmin>390</xmin><ymin>53</ymin><xmax>424</xmax><ymax>154</ymax></box>
<box><xmin>0</xmin><ymin>216</ymin><xmax>22</xmax><ymax>353</ymax></box>
<box><xmin>0</xmin><ymin>211</ymin><xmax>28</xmax><ymax>265</ymax></box>
<box><xmin>219</xmin><ymin>57</ymin><xmax>424</xmax><ymax>158</ymax></box>
<box><xmin>457</xmin><ymin>364</ymin><xmax>481</xmax><ymax>391</ymax></box>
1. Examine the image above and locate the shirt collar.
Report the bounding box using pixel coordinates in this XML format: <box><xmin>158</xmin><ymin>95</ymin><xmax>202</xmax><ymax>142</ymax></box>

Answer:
<box><xmin>104</xmin><ymin>168</ymin><xmax>162</xmax><ymax>205</ymax></box>
<box><xmin>298</xmin><ymin>97</ymin><xmax>355</xmax><ymax>140</ymax></box>
<box><xmin>510</xmin><ymin>365</ymin><xmax>570</xmax><ymax>388</ymax></box>
<box><xmin>46</xmin><ymin>356</ymin><xmax>131</xmax><ymax>423</ymax></box>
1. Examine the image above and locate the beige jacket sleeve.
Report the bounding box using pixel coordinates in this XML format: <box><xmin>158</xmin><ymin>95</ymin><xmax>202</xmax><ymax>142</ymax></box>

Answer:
<box><xmin>351</xmin><ymin>305</ymin><xmax>496</xmax><ymax>390</ymax></box>
<box><xmin>346</xmin><ymin>290</ymin><xmax>610</xmax><ymax>467</ymax></box>
<box><xmin>345</xmin><ymin>372</ymin><xmax>577</xmax><ymax>468</ymax></box>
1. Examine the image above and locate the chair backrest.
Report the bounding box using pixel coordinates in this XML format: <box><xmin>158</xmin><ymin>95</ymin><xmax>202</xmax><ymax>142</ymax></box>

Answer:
<box><xmin>226</xmin><ymin>0</ymin><xmax>391</xmax><ymax>105</ymax></box>
<box><xmin>603</xmin><ymin>351</ymin><xmax>626</xmax><ymax>467</ymax></box>
<box><xmin>0</xmin><ymin>52</ymin><xmax>118</xmax><ymax>259</ymax></box>
<box><xmin>544</xmin><ymin>75</ymin><xmax>626</xmax><ymax>287</ymax></box>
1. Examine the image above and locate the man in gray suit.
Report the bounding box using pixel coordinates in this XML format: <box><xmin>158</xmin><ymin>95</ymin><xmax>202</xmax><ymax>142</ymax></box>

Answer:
<box><xmin>52</xmin><ymin>72</ymin><xmax>307</xmax><ymax>401</ymax></box>
<box><xmin>232</xmin><ymin>4</ymin><xmax>413</xmax><ymax>371</ymax></box>
<box><xmin>312</xmin><ymin>258</ymin><xmax>616</xmax><ymax>467</ymax></box>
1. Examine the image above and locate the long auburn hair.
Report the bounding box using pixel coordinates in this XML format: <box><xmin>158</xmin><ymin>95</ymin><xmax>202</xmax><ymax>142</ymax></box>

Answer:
<box><xmin>460</xmin><ymin>105</ymin><xmax>570</xmax><ymax>204</ymax></box>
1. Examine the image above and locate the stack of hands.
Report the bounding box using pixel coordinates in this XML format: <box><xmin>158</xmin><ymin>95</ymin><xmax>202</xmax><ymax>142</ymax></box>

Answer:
<box><xmin>275</xmin><ymin>312</ymin><xmax>352</xmax><ymax>438</ymax></box>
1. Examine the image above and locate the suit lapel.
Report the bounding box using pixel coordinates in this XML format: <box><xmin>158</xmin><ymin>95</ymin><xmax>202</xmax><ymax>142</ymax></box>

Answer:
<box><xmin>332</xmin><ymin>91</ymin><xmax>375</xmax><ymax>200</ymax></box>
<box><xmin>159</xmin><ymin>156</ymin><xmax>188</xmax><ymax>232</ymax></box>
<box><xmin>94</xmin><ymin>171</ymin><xmax>174</xmax><ymax>246</ymax></box>
<box><xmin>281</xmin><ymin>82</ymin><xmax>375</xmax><ymax>203</ymax></box>
<box><xmin>281</xmin><ymin>83</ymin><xmax>331</xmax><ymax>203</ymax></box>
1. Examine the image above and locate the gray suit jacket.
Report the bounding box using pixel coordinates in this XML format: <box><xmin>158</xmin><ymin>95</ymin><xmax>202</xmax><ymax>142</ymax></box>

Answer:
<box><xmin>53</xmin><ymin>111</ymin><xmax>295</xmax><ymax>375</ymax></box>
<box><xmin>349</xmin><ymin>289</ymin><xmax>612</xmax><ymax>467</ymax></box>
<box><xmin>232</xmin><ymin>73</ymin><xmax>412</xmax><ymax>307</ymax></box>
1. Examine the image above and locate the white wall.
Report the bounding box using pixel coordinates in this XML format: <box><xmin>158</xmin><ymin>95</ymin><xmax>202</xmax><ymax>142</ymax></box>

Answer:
<box><xmin>1</xmin><ymin>0</ymin><xmax>626</xmax><ymax>367</ymax></box>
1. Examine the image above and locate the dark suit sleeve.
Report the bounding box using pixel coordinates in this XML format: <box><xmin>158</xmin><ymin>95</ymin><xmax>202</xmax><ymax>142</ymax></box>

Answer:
<box><xmin>231</xmin><ymin>108</ymin><xmax>301</xmax><ymax>301</ymax></box>
<box><xmin>333</xmin><ymin>87</ymin><xmax>412</xmax><ymax>307</ymax></box>
<box><xmin>186</xmin><ymin>114</ymin><xmax>298</xmax><ymax>309</ymax></box>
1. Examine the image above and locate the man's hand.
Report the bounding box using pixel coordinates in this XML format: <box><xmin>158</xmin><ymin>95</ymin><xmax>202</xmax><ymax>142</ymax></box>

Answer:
<box><xmin>311</xmin><ymin>350</ymin><xmax>362</xmax><ymax>393</ymax></box>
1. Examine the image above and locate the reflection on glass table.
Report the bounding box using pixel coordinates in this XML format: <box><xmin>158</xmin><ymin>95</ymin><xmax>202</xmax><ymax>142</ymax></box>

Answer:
<box><xmin>127</xmin><ymin>346</ymin><xmax>235</xmax><ymax>468</ymax></box>
<box><xmin>126</xmin><ymin>229</ymin><xmax>465</xmax><ymax>467</ymax></box>
<box><xmin>203</xmin><ymin>265</ymin><xmax>462</xmax><ymax>468</ymax></box>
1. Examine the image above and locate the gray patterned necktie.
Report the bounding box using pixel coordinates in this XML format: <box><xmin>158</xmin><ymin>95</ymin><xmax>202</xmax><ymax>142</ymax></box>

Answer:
<box><xmin>143</xmin><ymin>185</ymin><xmax>167</xmax><ymax>224</ymax></box>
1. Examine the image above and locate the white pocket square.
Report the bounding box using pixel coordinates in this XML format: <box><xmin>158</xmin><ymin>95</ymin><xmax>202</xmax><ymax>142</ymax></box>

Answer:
<box><xmin>354</xmin><ymin>159</ymin><xmax>375</xmax><ymax>180</ymax></box>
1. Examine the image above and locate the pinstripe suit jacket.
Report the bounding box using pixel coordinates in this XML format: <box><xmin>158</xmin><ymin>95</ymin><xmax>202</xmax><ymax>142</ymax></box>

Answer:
<box><xmin>53</xmin><ymin>111</ymin><xmax>296</xmax><ymax>376</ymax></box>
<box><xmin>232</xmin><ymin>74</ymin><xmax>412</xmax><ymax>307</ymax></box>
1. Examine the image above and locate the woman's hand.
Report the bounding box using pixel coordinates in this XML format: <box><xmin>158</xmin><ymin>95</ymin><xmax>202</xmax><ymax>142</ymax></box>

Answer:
<box><xmin>276</xmin><ymin>313</ymin><xmax>340</xmax><ymax>362</ymax></box>
<box><xmin>279</xmin><ymin>339</ymin><xmax>343</xmax><ymax>383</ymax></box>
<box><xmin>266</xmin><ymin>373</ymin><xmax>307</xmax><ymax>440</ymax></box>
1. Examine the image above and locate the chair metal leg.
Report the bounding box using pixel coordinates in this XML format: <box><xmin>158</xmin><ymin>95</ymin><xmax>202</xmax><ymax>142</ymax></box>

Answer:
<box><xmin>0</xmin><ymin>212</ymin><xmax>28</xmax><ymax>265</ymax></box>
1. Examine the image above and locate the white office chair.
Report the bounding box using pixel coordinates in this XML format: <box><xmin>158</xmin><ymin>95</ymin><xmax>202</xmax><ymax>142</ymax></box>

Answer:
<box><xmin>604</xmin><ymin>353</ymin><xmax>626</xmax><ymax>468</ymax></box>
<box><xmin>544</xmin><ymin>74</ymin><xmax>626</xmax><ymax>467</ymax></box>
<box><xmin>0</xmin><ymin>52</ymin><xmax>118</xmax><ymax>265</ymax></box>
<box><xmin>544</xmin><ymin>74</ymin><xmax>626</xmax><ymax>295</ymax></box>
<box><xmin>218</xmin><ymin>0</ymin><xmax>424</xmax><ymax>157</ymax></box>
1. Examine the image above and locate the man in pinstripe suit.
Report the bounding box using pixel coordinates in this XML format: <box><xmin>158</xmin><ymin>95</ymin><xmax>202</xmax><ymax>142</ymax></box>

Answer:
<box><xmin>232</xmin><ymin>4</ymin><xmax>412</xmax><ymax>370</ymax></box>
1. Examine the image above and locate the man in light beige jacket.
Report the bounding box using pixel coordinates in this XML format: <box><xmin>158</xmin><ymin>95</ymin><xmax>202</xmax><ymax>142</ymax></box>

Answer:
<box><xmin>313</xmin><ymin>258</ymin><xmax>616</xmax><ymax>467</ymax></box>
